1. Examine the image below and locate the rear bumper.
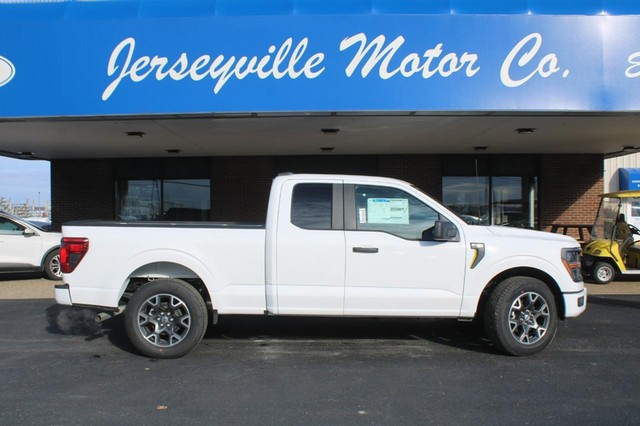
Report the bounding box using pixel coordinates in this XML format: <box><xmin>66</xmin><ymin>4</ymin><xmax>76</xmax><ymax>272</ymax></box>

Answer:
<box><xmin>563</xmin><ymin>288</ymin><xmax>587</xmax><ymax>318</ymax></box>
<box><xmin>54</xmin><ymin>284</ymin><xmax>72</xmax><ymax>306</ymax></box>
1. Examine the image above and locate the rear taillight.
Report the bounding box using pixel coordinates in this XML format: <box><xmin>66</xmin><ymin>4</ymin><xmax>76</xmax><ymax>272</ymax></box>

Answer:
<box><xmin>60</xmin><ymin>237</ymin><xmax>89</xmax><ymax>274</ymax></box>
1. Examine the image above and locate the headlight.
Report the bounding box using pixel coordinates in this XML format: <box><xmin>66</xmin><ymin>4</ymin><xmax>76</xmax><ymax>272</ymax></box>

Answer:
<box><xmin>562</xmin><ymin>248</ymin><xmax>582</xmax><ymax>282</ymax></box>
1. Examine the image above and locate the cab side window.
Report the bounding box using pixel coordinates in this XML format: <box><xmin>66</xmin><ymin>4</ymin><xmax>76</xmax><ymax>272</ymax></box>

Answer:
<box><xmin>291</xmin><ymin>183</ymin><xmax>333</xmax><ymax>230</ymax></box>
<box><xmin>0</xmin><ymin>217</ymin><xmax>25</xmax><ymax>235</ymax></box>
<box><xmin>354</xmin><ymin>185</ymin><xmax>440</xmax><ymax>240</ymax></box>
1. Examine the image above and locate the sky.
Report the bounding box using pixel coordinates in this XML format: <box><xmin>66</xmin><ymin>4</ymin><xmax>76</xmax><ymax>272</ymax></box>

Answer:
<box><xmin>0</xmin><ymin>156</ymin><xmax>51</xmax><ymax>205</ymax></box>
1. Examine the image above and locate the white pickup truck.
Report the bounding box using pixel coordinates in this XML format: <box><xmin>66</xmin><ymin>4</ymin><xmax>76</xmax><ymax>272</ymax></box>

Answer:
<box><xmin>55</xmin><ymin>174</ymin><xmax>586</xmax><ymax>358</ymax></box>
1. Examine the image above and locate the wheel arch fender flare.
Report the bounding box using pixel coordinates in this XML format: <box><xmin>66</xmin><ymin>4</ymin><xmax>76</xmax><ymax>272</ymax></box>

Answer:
<box><xmin>594</xmin><ymin>259</ymin><xmax>619</xmax><ymax>272</ymax></box>
<box><xmin>476</xmin><ymin>266</ymin><xmax>565</xmax><ymax>320</ymax></box>
<box><xmin>115</xmin><ymin>249</ymin><xmax>219</xmax><ymax>307</ymax></box>
<box><xmin>39</xmin><ymin>246</ymin><xmax>60</xmax><ymax>270</ymax></box>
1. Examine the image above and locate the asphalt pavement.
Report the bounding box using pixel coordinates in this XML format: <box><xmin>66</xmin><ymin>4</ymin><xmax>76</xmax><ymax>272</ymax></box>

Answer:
<box><xmin>0</xmin><ymin>274</ymin><xmax>57</xmax><ymax>299</ymax></box>
<box><xmin>1</xmin><ymin>295</ymin><xmax>639</xmax><ymax>425</ymax></box>
<box><xmin>0</xmin><ymin>275</ymin><xmax>639</xmax><ymax>424</ymax></box>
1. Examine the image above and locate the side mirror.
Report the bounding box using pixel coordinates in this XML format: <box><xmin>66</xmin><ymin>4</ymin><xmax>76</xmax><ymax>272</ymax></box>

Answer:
<box><xmin>23</xmin><ymin>229</ymin><xmax>36</xmax><ymax>237</ymax></box>
<box><xmin>433</xmin><ymin>220</ymin><xmax>460</xmax><ymax>242</ymax></box>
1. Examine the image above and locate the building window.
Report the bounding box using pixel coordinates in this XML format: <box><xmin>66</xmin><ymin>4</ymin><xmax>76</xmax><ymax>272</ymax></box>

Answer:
<box><xmin>442</xmin><ymin>176</ymin><xmax>537</xmax><ymax>228</ymax></box>
<box><xmin>491</xmin><ymin>176</ymin><xmax>537</xmax><ymax>228</ymax></box>
<box><xmin>117</xmin><ymin>179</ymin><xmax>210</xmax><ymax>221</ymax></box>
<box><xmin>441</xmin><ymin>176</ymin><xmax>489</xmax><ymax>225</ymax></box>
<box><xmin>442</xmin><ymin>156</ymin><xmax>538</xmax><ymax>228</ymax></box>
<box><xmin>115</xmin><ymin>157</ymin><xmax>211</xmax><ymax>222</ymax></box>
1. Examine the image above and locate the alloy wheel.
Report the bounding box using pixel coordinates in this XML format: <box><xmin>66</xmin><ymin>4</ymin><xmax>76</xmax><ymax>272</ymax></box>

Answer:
<box><xmin>137</xmin><ymin>294</ymin><xmax>191</xmax><ymax>348</ymax></box>
<box><xmin>508</xmin><ymin>292</ymin><xmax>550</xmax><ymax>345</ymax></box>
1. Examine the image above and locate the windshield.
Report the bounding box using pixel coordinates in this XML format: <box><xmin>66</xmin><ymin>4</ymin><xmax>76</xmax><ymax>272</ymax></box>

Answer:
<box><xmin>591</xmin><ymin>197</ymin><xmax>621</xmax><ymax>240</ymax></box>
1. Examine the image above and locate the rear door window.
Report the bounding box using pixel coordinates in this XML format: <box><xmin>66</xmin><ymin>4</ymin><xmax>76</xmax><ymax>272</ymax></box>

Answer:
<box><xmin>291</xmin><ymin>183</ymin><xmax>333</xmax><ymax>230</ymax></box>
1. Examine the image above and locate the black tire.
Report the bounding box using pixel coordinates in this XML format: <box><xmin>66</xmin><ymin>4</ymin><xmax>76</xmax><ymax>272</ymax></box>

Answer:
<box><xmin>43</xmin><ymin>249</ymin><xmax>62</xmax><ymax>281</ymax></box>
<box><xmin>124</xmin><ymin>279</ymin><xmax>208</xmax><ymax>359</ymax></box>
<box><xmin>592</xmin><ymin>262</ymin><xmax>615</xmax><ymax>285</ymax></box>
<box><xmin>484</xmin><ymin>277</ymin><xmax>558</xmax><ymax>356</ymax></box>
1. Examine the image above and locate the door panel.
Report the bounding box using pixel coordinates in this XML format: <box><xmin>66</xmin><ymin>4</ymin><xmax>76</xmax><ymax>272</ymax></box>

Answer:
<box><xmin>344</xmin><ymin>184</ymin><xmax>466</xmax><ymax>316</ymax></box>
<box><xmin>0</xmin><ymin>217</ymin><xmax>39</xmax><ymax>269</ymax></box>
<box><xmin>272</xmin><ymin>180</ymin><xmax>345</xmax><ymax>315</ymax></box>
<box><xmin>345</xmin><ymin>231</ymin><xmax>466</xmax><ymax>315</ymax></box>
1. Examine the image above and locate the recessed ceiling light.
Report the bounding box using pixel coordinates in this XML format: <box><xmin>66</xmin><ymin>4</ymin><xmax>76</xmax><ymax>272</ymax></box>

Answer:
<box><xmin>320</xmin><ymin>147</ymin><xmax>335</xmax><ymax>152</ymax></box>
<box><xmin>166</xmin><ymin>149</ymin><xmax>181</xmax><ymax>154</ymax></box>
<box><xmin>473</xmin><ymin>146</ymin><xmax>488</xmax><ymax>151</ymax></box>
<box><xmin>126</xmin><ymin>131</ymin><xmax>145</xmax><ymax>137</ymax></box>
<box><xmin>515</xmin><ymin>128</ymin><xmax>535</xmax><ymax>134</ymax></box>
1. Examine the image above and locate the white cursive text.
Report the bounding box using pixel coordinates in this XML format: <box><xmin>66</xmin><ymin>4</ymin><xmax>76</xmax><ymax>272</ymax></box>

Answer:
<box><xmin>102</xmin><ymin>37</ymin><xmax>325</xmax><ymax>100</ymax></box>
<box><xmin>340</xmin><ymin>33</ymin><xmax>480</xmax><ymax>79</ymax></box>
<box><xmin>501</xmin><ymin>33</ymin><xmax>568</xmax><ymax>88</ymax></box>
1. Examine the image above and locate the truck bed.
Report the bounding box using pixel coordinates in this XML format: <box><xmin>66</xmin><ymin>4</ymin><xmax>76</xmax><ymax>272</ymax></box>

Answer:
<box><xmin>61</xmin><ymin>222</ymin><xmax>267</xmax><ymax>313</ymax></box>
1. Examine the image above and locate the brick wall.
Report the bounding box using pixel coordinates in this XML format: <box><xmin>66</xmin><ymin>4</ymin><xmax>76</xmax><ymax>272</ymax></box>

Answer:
<box><xmin>51</xmin><ymin>159</ymin><xmax>115</xmax><ymax>231</ymax></box>
<box><xmin>209</xmin><ymin>154</ymin><xmax>444</xmax><ymax>222</ymax></box>
<box><xmin>49</xmin><ymin>154</ymin><xmax>604</xmax><ymax>235</ymax></box>
<box><xmin>378</xmin><ymin>154</ymin><xmax>443</xmax><ymax>200</ymax></box>
<box><xmin>539</xmin><ymin>154</ymin><xmax>603</xmax><ymax>238</ymax></box>
<box><xmin>210</xmin><ymin>156</ymin><xmax>275</xmax><ymax>223</ymax></box>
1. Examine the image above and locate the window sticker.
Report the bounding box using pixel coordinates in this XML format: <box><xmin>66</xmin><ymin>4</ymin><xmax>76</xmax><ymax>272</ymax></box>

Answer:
<box><xmin>367</xmin><ymin>198</ymin><xmax>409</xmax><ymax>224</ymax></box>
<box><xmin>359</xmin><ymin>207</ymin><xmax>367</xmax><ymax>224</ymax></box>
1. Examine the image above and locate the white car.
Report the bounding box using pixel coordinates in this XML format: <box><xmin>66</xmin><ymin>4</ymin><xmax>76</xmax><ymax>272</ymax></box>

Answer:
<box><xmin>0</xmin><ymin>211</ymin><xmax>62</xmax><ymax>280</ymax></box>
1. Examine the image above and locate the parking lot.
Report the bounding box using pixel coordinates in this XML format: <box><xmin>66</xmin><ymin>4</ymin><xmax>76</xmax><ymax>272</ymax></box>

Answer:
<box><xmin>1</xmin><ymin>277</ymin><xmax>640</xmax><ymax>425</ymax></box>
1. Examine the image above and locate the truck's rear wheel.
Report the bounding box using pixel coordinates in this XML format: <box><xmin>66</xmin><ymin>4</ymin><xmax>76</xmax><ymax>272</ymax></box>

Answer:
<box><xmin>124</xmin><ymin>279</ymin><xmax>207</xmax><ymax>359</ymax></box>
<box><xmin>484</xmin><ymin>277</ymin><xmax>558</xmax><ymax>356</ymax></box>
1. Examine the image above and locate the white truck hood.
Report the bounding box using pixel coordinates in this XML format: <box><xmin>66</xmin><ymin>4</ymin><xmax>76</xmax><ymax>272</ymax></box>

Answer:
<box><xmin>467</xmin><ymin>225</ymin><xmax>578</xmax><ymax>245</ymax></box>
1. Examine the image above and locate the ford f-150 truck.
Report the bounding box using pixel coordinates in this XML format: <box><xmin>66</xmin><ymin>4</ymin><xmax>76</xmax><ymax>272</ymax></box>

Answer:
<box><xmin>55</xmin><ymin>174</ymin><xmax>586</xmax><ymax>358</ymax></box>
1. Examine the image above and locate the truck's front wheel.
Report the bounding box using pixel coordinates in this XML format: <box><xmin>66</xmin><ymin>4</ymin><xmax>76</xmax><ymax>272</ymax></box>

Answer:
<box><xmin>484</xmin><ymin>277</ymin><xmax>558</xmax><ymax>356</ymax></box>
<box><xmin>124</xmin><ymin>279</ymin><xmax>208</xmax><ymax>359</ymax></box>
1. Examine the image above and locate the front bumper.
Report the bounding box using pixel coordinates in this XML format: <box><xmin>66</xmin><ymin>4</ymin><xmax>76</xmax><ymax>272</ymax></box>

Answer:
<box><xmin>563</xmin><ymin>288</ymin><xmax>587</xmax><ymax>317</ymax></box>
<box><xmin>54</xmin><ymin>284</ymin><xmax>72</xmax><ymax>306</ymax></box>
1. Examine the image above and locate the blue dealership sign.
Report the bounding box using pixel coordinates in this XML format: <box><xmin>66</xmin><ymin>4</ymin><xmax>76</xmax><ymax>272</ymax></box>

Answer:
<box><xmin>1</xmin><ymin>11</ymin><xmax>640</xmax><ymax>117</ymax></box>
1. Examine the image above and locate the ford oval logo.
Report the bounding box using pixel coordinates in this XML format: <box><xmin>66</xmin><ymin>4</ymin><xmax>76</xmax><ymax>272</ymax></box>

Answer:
<box><xmin>0</xmin><ymin>56</ymin><xmax>15</xmax><ymax>87</ymax></box>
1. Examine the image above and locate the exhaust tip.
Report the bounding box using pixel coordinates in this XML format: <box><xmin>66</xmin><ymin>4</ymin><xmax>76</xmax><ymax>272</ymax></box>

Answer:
<box><xmin>94</xmin><ymin>312</ymin><xmax>112</xmax><ymax>323</ymax></box>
